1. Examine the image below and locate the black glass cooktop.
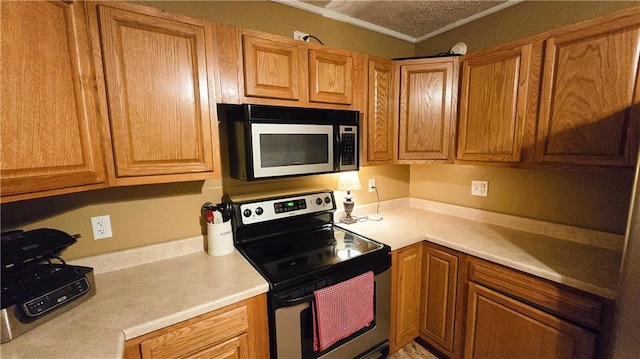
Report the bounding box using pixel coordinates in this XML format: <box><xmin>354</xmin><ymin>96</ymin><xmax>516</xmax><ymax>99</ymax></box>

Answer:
<box><xmin>243</xmin><ymin>227</ymin><xmax>383</xmax><ymax>285</ymax></box>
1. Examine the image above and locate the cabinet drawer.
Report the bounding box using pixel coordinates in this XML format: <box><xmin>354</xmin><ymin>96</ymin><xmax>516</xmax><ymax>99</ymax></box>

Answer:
<box><xmin>467</xmin><ymin>258</ymin><xmax>603</xmax><ymax>330</ymax></box>
<box><xmin>139</xmin><ymin>306</ymin><xmax>248</xmax><ymax>359</ymax></box>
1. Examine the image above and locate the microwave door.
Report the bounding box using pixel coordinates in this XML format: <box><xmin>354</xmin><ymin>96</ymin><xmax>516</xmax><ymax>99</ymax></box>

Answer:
<box><xmin>251</xmin><ymin>123</ymin><xmax>334</xmax><ymax>178</ymax></box>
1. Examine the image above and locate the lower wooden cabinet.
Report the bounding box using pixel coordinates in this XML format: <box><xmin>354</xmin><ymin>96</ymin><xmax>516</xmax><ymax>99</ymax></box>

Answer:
<box><xmin>124</xmin><ymin>295</ymin><xmax>268</xmax><ymax>359</ymax></box>
<box><xmin>390</xmin><ymin>243</ymin><xmax>422</xmax><ymax>353</ymax></box>
<box><xmin>465</xmin><ymin>283</ymin><xmax>596</xmax><ymax>359</ymax></box>
<box><xmin>390</xmin><ymin>243</ymin><xmax>611</xmax><ymax>359</ymax></box>
<box><xmin>419</xmin><ymin>243</ymin><xmax>462</xmax><ymax>358</ymax></box>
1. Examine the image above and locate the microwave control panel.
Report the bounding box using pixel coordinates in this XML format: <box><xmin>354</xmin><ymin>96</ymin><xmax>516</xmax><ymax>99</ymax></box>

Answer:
<box><xmin>338</xmin><ymin>126</ymin><xmax>358</xmax><ymax>171</ymax></box>
<box><xmin>238</xmin><ymin>191</ymin><xmax>335</xmax><ymax>225</ymax></box>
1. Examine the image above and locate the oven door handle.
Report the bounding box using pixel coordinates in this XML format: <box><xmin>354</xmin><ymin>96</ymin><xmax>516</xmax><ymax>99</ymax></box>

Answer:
<box><xmin>279</xmin><ymin>292</ymin><xmax>315</xmax><ymax>307</ymax></box>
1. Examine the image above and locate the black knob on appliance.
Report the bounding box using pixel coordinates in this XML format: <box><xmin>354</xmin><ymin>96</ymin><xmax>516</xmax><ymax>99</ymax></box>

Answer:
<box><xmin>255</xmin><ymin>207</ymin><xmax>264</xmax><ymax>215</ymax></box>
<box><xmin>315</xmin><ymin>198</ymin><xmax>323</xmax><ymax>205</ymax></box>
<box><xmin>243</xmin><ymin>209</ymin><xmax>252</xmax><ymax>217</ymax></box>
<box><xmin>324</xmin><ymin>196</ymin><xmax>331</xmax><ymax>204</ymax></box>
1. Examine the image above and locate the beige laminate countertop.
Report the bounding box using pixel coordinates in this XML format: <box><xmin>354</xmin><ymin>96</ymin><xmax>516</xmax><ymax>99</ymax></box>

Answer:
<box><xmin>2</xmin><ymin>200</ymin><xmax>623</xmax><ymax>358</ymax></box>
<box><xmin>1</xmin><ymin>247</ymin><xmax>268</xmax><ymax>359</ymax></box>
<box><xmin>336</xmin><ymin>205</ymin><xmax>622</xmax><ymax>300</ymax></box>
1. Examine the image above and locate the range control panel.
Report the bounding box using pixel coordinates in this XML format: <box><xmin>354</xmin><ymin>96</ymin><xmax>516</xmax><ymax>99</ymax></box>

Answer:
<box><xmin>238</xmin><ymin>191</ymin><xmax>335</xmax><ymax>225</ymax></box>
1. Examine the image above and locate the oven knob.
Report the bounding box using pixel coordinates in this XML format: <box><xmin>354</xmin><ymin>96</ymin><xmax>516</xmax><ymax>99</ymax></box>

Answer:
<box><xmin>243</xmin><ymin>209</ymin><xmax>252</xmax><ymax>217</ymax></box>
<box><xmin>324</xmin><ymin>196</ymin><xmax>331</xmax><ymax>204</ymax></box>
<box><xmin>315</xmin><ymin>198</ymin><xmax>323</xmax><ymax>205</ymax></box>
<box><xmin>255</xmin><ymin>207</ymin><xmax>264</xmax><ymax>215</ymax></box>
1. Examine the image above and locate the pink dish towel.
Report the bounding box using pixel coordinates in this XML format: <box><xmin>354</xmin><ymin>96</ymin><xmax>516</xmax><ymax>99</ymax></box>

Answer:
<box><xmin>312</xmin><ymin>271</ymin><xmax>375</xmax><ymax>352</ymax></box>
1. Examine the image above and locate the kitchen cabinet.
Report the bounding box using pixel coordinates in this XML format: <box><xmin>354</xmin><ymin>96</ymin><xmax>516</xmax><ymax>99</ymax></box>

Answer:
<box><xmin>362</xmin><ymin>56</ymin><xmax>395</xmax><ymax>165</ymax></box>
<box><xmin>457</xmin><ymin>42</ymin><xmax>542</xmax><ymax>163</ymax></box>
<box><xmin>1</xmin><ymin>1</ymin><xmax>106</xmax><ymax>202</ymax></box>
<box><xmin>396</xmin><ymin>57</ymin><xmax>459</xmax><ymax>163</ymax></box>
<box><xmin>88</xmin><ymin>2</ymin><xmax>220</xmax><ymax>185</ymax></box>
<box><xmin>308</xmin><ymin>48</ymin><xmax>353</xmax><ymax>105</ymax></box>
<box><xmin>390</xmin><ymin>243</ymin><xmax>422</xmax><ymax>353</ymax></box>
<box><xmin>536</xmin><ymin>11</ymin><xmax>640</xmax><ymax>167</ymax></box>
<box><xmin>237</xmin><ymin>30</ymin><xmax>361</xmax><ymax>109</ymax></box>
<box><xmin>124</xmin><ymin>294</ymin><xmax>269</xmax><ymax>359</ymax></box>
<box><xmin>242</xmin><ymin>34</ymin><xmax>300</xmax><ymax>101</ymax></box>
<box><xmin>388</xmin><ymin>241</ymin><xmax>612</xmax><ymax>358</ymax></box>
<box><xmin>419</xmin><ymin>243</ymin><xmax>463</xmax><ymax>358</ymax></box>
<box><xmin>465</xmin><ymin>283</ymin><xmax>596</xmax><ymax>359</ymax></box>
<box><xmin>465</xmin><ymin>256</ymin><xmax>611</xmax><ymax>359</ymax></box>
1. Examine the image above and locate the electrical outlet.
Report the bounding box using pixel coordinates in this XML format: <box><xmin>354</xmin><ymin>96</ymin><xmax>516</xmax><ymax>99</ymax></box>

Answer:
<box><xmin>293</xmin><ymin>30</ymin><xmax>309</xmax><ymax>42</ymax></box>
<box><xmin>91</xmin><ymin>215</ymin><xmax>113</xmax><ymax>240</ymax></box>
<box><xmin>368</xmin><ymin>178</ymin><xmax>376</xmax><ymax>192</ymax></box>
<box><xmin>471</xmin><ymin>181</ymin><xmax>488</xmax><ymax>197</ymax></box>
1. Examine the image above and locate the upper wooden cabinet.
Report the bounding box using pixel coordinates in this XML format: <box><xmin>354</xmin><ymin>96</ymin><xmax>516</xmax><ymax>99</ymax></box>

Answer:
<box><xmin>396</xmin><ymin>57</ymin><xmax>459</xmax><ymax>163</ymax></box>
<box><xmin>237</xmin><ymin>31</ymin><xmax>360</xmax><ymax>109</ymax></box>
<box><xmin>90</xmin><ymin>2</ymin><xmax>219</xmax><ymax>184</ymax></box>
<box><xmin>1</xmin><ymin>1</ymin><xmax>106</xmax><ymax>202</ymax></box>
<box><xmin>536</xmin><ymin>12</ymin><xmax>640</xmax><ymax>167</ymax></box>
<box><xmin>308</xmin><ymin>48</ymin><xmax>353</xmax><ymax>105</ymax></box>
<box><xmin>242</xmin><ymin>35</ymin><xmax>300</xmax><ymax>100</ymax></box>
<box><xmin>363</xmin><ymin>57</ymin><xmax>395</xmax><ymax>165</ymax></box>
<box><xmin>457</xmin><ymin>43</ymin><xmax>540</xmax><ymax>163</ymax></box>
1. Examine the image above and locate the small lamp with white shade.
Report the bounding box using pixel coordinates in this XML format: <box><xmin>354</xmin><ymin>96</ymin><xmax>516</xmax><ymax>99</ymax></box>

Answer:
<box><xmin>336</xmin><ymin>171</ymin><xmax>362</xmax><ymax>224</ymax></box>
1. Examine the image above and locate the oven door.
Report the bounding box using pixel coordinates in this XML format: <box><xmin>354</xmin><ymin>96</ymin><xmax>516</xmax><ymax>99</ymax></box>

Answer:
<box><xmin>273</xmin><ymin>268</ymin><xmax>390</xmax><ymax>359</ymax></box>
<box><xmin>250</xmin><ymin>123</ymin><xmax>334</xmax><ymax>178</ymax></box>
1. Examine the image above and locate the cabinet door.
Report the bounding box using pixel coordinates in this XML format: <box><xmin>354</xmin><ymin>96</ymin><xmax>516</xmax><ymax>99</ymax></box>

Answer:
<box><xmin>97</xmin><ymin>5</ymin><xmax>215</xmax><ymax>179</ymax></box>
<box><xmin>465</xmin><ymin>283</ymin><xmax>596</xmax><ymax>359</ymax></box>
<box><xmin>536</xmin><ymin>16</ymin><xmax>640</xmax><ymax>167</ymax></box>
<box><xmin>243</xmin><ymin>35</ymin><xmax>300</xmax><ymax>100</ymax></box>
<box><xmin>364</xmin><ymin>57</ymin><xmax>395</xmax><ymax>164</ymax></box>
<box><xmin>1</xmin><ymin>1</ymin><xmax>105</xmax><ymax>201</ymax></box>
<box><xmin>457</xmin><ymin>44</ymin><xmax>534</xmax><ymax>162</ymax></box>
<box><xmin>390</xmin><ymin>244</ymin><xmax>422</xmax><ymax>353</ymax></box>
<box><xmin>309</xmin><ymin>49</ymin><xmax>353</xmax><ymax>105</ymax></box>
<box><xmin>419</xmin><ymin>244</ymin><xmax>459</xmax><ymax>356</ymax></box>
<box><xmin>397</xmin><ymin>59</ymin><xmax>458</xmax><ymax>162</ymax></box>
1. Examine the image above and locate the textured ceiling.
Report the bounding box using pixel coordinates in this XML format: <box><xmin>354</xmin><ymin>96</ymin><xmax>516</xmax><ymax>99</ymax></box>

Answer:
<box><xmin>274</xmin><ymin>0</ymin><xmax>518</xmax><ymax>42</ymax></box>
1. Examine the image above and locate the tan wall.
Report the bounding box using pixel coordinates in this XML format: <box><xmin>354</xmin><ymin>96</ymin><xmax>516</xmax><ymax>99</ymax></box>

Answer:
<box><xmin>415</xmin><ymin>1</ymin><xmax>640</xmax><ymax>55</ymax></box>
<box><xmin>410</xmin><ymin>165</ymin><xmax>633</xmax><ymax>233</ymax></box>
<box><xmin>136</xmin><ymin>1</ymin><xmax>415</xmax><ymax>59</ymax></box>
<box><xmin>0</xmin><ymin>1</ymin><xmax>412</xmax><ymax>260</ymax></box>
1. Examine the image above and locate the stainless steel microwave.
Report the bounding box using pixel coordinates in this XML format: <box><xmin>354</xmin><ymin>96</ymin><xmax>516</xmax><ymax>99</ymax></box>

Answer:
<box><xmin>218</xmin><ymin>104</ymin><xmax>359</xmax><ymax>181</ymax></box>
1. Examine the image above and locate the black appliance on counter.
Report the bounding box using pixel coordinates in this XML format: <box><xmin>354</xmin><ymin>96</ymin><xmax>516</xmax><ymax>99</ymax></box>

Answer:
<box><xmin>228</xmin><ymin>190</ymin><xmax>391</xmax><ymax>359</ymax></box>
<box><xmin>1</xmin><ymin>229</ymin><xmax>96</xmax><ymax>343</ymax></box>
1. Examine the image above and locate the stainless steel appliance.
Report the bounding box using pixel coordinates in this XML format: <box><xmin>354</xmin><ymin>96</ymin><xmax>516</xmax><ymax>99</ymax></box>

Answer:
<box><xmin>228</xmin><ymin>190</ymin><xmax>391</xmax><ymax>359</ymax></box>
<box><xmin>1</xmin><ymin>229</ymin><xmax>96</xmax><ymax>343</ymax></box>
<box><xmin>218</xmin><ymin>104</ymin><xmax>359</xmax><ymax>181</ymax></box>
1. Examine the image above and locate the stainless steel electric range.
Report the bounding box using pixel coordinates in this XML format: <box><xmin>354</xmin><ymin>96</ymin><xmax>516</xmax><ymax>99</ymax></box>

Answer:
<box><xmin>228</xmin><ymin>190</ymin><xmax>391</xmax><ymax>359</ymax></box>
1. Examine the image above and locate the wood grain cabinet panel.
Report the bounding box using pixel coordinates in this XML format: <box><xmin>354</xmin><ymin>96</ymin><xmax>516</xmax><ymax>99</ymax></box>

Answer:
<box><xmin>364</xmin><ymin>57</ymin><xmax>395</xmax><ymax>164</ymax></box>
<box><xmin>96</xmin><ymin>4</ymin><xmax>216</xmax><ymax>180</ymax></box>
<box><xmin>125</xmin><ymin>295</ymin><xmax>268</xmax><ymax>359</ymax></box>
<box><xmin>396</xmin><ymin>58</ymin><xmax>458</xmax><ymax>163</ymax></box>
<box><xmin>457</xmin><ymin>44</ymin><xmax>535</xmax><ymax>163</ymax></box>
<box><xmin>419</xmin><ymin>244</ymin><xmax>460</xmax><ymax>357</ymax></box>
<box><xmin>1</xmin><ymin>1</ymin><xmax>106</xmax><ymax>201</ymax></box>
<box><xmin>243</xmin><ymin>35</ymin><xmax>300</xmax><ymax>100</ymax></box>
<box><xmin>309</xmin><ymin>49</ymin><xmax>353</xmax><ymax>105</ymax></box>
<box><xmin>536</xmin><ymin>14</ymin><xmax>640</xmax><ymax>166</ymax></box>
<box><xmin>390</xmin><ymin>243</ymin><xmax>423</xmax><ymax>353</ymax></box>
<box><xmin>465</xmin><ymin>283</ymin><xmax>596</xmax><ymax>359</ymax></box>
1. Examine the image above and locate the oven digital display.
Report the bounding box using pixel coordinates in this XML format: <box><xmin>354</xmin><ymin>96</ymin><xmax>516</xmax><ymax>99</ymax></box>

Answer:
<box><xmin>274</xmin><ymin>199</ymin><xmax>307</xmax><ymax>213</ymax></box>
